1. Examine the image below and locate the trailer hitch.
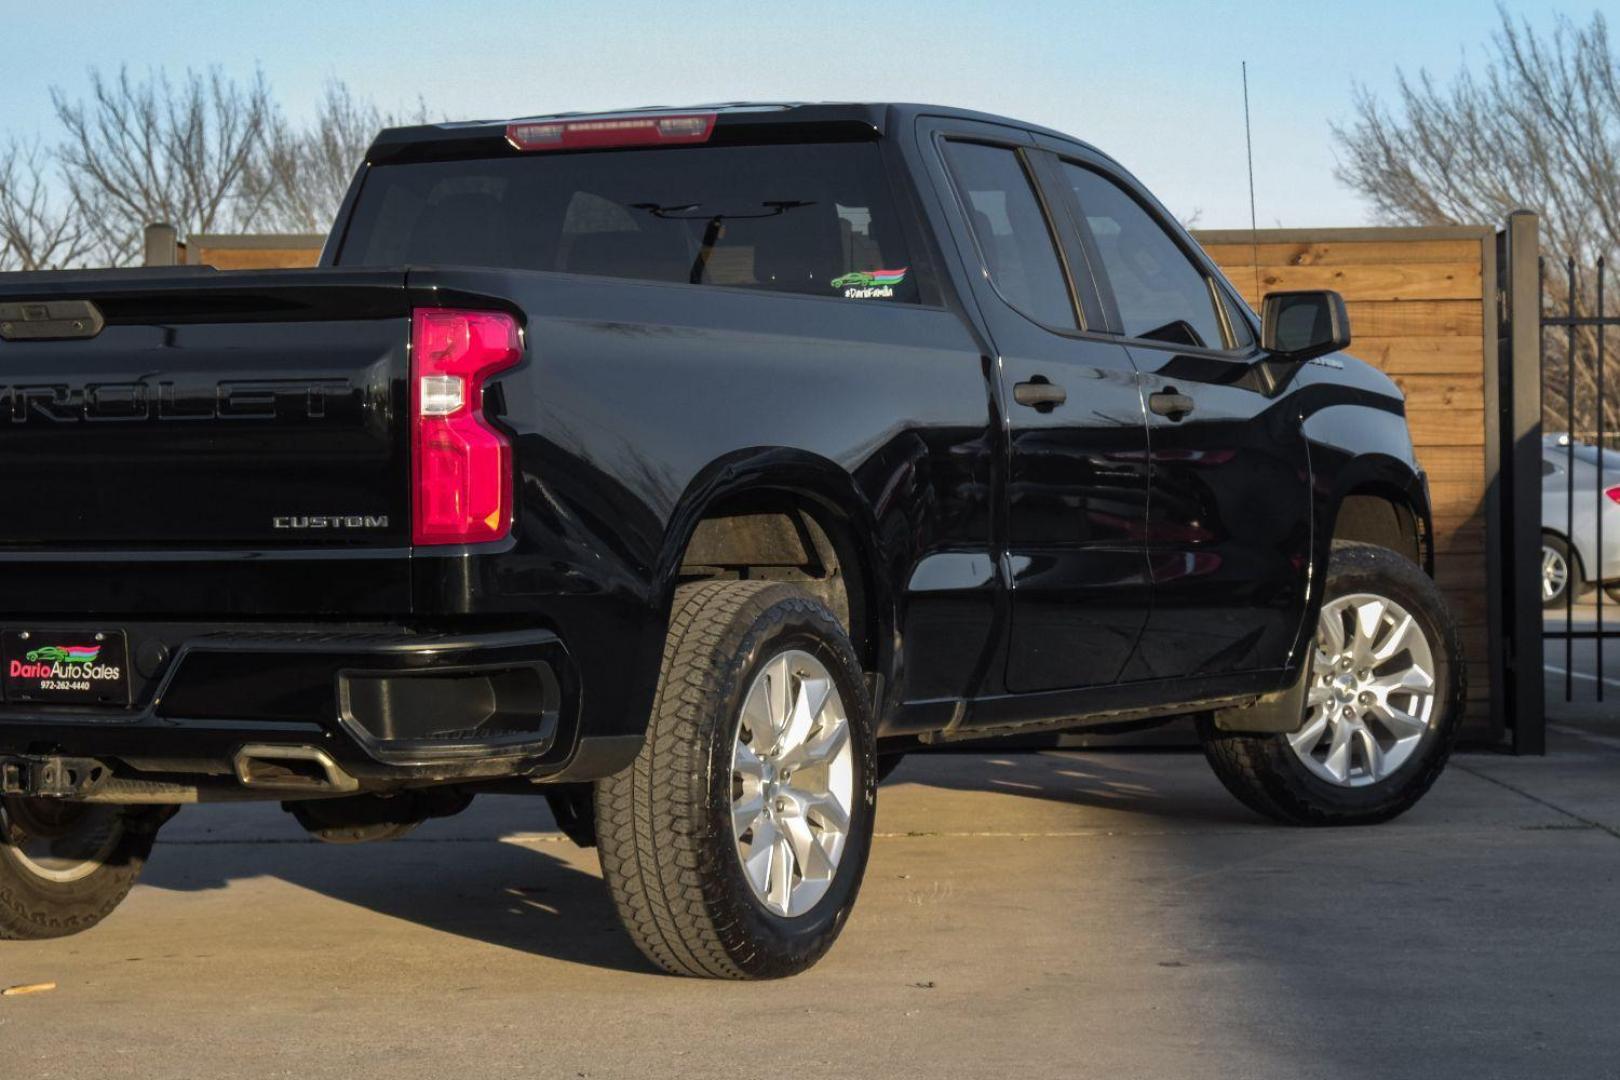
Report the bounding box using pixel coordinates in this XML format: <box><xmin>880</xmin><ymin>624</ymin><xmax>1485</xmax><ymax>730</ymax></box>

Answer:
<box><xmin>0</xmin><ymin>755</ymin><xmax>112</xmax><ymax>799</ymax></box>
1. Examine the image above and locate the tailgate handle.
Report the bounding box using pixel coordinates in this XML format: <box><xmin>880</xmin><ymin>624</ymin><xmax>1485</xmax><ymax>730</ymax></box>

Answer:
<box><xmin>0</xmin><ymin>300</ymin><xmax>106</xmax><ymax>341</ymax></box>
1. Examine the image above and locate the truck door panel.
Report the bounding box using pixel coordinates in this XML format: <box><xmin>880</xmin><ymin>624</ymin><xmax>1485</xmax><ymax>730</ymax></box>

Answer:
<box><xmin>1051</xmin><ymin>156</ymin><xmax>1312</xmax><ymax>680</ymax></box>
<box><xmin>918</xmin><ymin>122</ymin><xmax>1151</xmax><ymax>696</ymax></box>
<box><xmin>1126</xmin><ymin>349</ymin><xmax>1313</xmax><ymax>678</ymax></box>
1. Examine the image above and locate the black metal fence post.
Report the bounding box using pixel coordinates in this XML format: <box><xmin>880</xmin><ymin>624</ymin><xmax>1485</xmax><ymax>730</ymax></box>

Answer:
<box><xmin>1495</xmin><ymin>211</ymin><xmax>1546</xmax><ymax>754</ymax></box>
<box><xmin>1596</xmin><ymin>257</ymin><xmax>1606</xmax><ymax>702</ymax></box>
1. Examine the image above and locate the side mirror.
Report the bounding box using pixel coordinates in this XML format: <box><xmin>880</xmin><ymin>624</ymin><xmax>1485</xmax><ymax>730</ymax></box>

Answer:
<box><xmin>1261</xmin><ymin>290</ymin><xmax>1350</xmax><ymax>362</ymax></box>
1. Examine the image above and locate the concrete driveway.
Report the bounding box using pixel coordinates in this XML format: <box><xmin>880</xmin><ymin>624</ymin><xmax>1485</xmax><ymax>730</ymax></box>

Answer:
<box><xmin>2</xmin><ymin>737</ymin><xmax>1617</xmax><ymax>1080</ymax></box>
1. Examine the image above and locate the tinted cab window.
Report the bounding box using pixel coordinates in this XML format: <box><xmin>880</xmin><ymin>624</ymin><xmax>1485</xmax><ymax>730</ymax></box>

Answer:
<box><xmin>942</xmin><ymin>141</ymin><xmax>1077</xmax><ymax>329</ymax></box>
<box><xmin>339</xmin><ymin>142</ymin><xmax>921</xmax><ymax>303</ymax></box>
<box><xmin>1061</xmin><ymin>163</ymin><xmax>1227</xmax><ymax>349</ymax></box>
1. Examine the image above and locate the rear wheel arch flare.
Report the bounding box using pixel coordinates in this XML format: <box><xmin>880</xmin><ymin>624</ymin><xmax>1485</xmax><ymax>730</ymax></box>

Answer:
<box><xmin>659</xmin><ymin>455</ymin><xmax>892</xmax><ymax>680</ymax></box>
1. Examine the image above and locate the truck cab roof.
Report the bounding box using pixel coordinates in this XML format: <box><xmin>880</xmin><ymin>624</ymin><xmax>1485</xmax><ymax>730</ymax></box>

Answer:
<box><xmin>365</xmin><ymin>102</ymin><xmax>1116</xmax><ymax>167</ymax></box>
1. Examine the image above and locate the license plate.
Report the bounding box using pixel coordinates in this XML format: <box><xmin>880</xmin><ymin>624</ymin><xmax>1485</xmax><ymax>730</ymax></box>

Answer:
<box><xmin>3</xmin><ymin>630</ymin><xmax>130</xmax><ymax>706</ymax></box>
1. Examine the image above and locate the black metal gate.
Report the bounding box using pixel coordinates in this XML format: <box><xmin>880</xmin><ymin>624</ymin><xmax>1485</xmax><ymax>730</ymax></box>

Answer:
<box><xmin>1541</xmin><ymin>248</ymin><xmax>1620</xmax><ymax>710</ymax></box>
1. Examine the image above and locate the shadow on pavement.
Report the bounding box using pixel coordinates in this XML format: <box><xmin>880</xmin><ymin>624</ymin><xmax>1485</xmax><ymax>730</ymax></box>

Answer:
<box><xmin>138</xmin><ymin>809</ymin><xmax>653</xmax><ymax>974</ymax></box>
<box><xmin>129</xmin><ymin>746</ymin><xmax>1256</xmax><ymax>971</ymax></box>
<box><xmin>885</xmin><ymin>746</ymin><xmax>1261</xmax><ymax>826</ymax></box>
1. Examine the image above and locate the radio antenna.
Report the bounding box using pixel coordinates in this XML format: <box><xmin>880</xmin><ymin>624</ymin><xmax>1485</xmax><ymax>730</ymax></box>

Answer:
<box><xmin>1242</xmin><ymin>61</ymin><xmax>1261</xmax><ymax>301</ymax></box>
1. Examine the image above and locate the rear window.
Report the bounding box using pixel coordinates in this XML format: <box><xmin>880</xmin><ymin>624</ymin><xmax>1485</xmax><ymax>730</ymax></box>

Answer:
<box><xmin>337</xmin><ymin>142</ymin><xmax>921</xmax><ymax>303</ymax></box>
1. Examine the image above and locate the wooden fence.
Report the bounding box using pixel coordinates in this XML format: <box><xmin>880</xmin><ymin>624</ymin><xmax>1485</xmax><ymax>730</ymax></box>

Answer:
<box><xmin>182</xmin><ymin>233</ymin><xmax>325</xmax><ymax>270</ymax></box>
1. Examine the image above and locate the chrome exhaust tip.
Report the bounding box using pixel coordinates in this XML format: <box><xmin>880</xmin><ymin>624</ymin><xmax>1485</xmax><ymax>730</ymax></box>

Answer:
<box><xmin>232</xmin><ymin>745</ymin><xmax>359</xmax><ymax>794</ymax></box>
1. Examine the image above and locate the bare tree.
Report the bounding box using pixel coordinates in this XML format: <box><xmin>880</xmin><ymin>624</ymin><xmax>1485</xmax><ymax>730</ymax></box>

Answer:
<box><xmin>1334</xmin><ymin>7</ymin><xmax>1620</xmax><ymax>443</ymax></box>
<box><xmin>50</xmin><ymin>67</ymin><xmax>273</xmax><ymax>265</ymax></box>
<box><xmin>0</xmin><ymin>140</ymin><xmax>94</xmax><ymax>271</ymax></box>
<box><xmin>246</xmin><ymin>81</ymin><xmax>427</xmax><ymax>235</ymax></box>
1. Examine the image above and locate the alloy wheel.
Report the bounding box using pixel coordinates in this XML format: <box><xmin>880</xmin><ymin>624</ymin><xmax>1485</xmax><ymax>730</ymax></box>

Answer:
<box><xmin>1289</xmin><ymin>593</ymin><xmax>1438</xmax><ymax>788</ymax></box>
<box><xmin>1542</xmin><ymin>544</ymin><xmax>1569</xmax><ymax>604</ymax></box>
<box><xmin>730</xmin><ymin>650</ymin><xmax>855</xmax><ymax>918</ymax></box>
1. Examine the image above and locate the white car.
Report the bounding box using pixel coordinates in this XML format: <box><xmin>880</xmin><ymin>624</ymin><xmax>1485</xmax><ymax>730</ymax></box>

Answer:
<box><xmin>1542</xmin><ymin>434</ymin><xmax>1620</xmax><ymax>607</ymax></box>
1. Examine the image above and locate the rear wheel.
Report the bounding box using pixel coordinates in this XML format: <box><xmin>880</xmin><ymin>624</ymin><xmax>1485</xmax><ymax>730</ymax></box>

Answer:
<box><xmin>0</xmin><ymin>798</ymin><xmax>166</xmax><ymax>939</ymax></box>
<box><xmin>595</xmin><ymin>580</ymin><xmax>876</xmax><ymax>978</ymax></box>
<box><xmin>1199</xmin><ymin>541</ymin><xmax>1464</xmax><ymax>826</ymax></box>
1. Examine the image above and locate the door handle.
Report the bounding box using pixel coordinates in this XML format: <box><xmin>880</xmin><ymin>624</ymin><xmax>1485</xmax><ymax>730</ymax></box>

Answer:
<box><xmin>1013</xmin><ymin>378</ymin><xmax>1067</xmax><ymax>410</ymax></box>
<box><xmin>1148</xmin><ymin>389</ymin><xmax>1195</xmax><ymax>421</ymax></box>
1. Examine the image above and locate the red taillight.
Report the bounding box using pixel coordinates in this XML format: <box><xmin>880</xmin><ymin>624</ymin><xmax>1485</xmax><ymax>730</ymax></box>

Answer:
<box><xmin>505</xmin><ymin>113</ymin><xmax>716</xmax><ymax>152</ymax></box>
<box><xmin>410</xmin><ymin>308</ymin><xmax>521</xmax><ymax>546</ymax></box>
<box><xmin>1607</xmin><ymin>485</ymin><xmax>1620</xmax><ymax>506</ymax></box>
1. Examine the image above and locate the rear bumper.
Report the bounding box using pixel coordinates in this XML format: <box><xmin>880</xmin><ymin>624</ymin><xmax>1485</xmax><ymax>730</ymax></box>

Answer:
<box><xmin>0</xmin><ymin>624</ymin><xmax>632</xmax><ymax>794</ymax></box>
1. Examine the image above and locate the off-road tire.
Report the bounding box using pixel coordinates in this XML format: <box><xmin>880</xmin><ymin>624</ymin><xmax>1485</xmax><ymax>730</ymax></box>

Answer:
<box><xmin>0</xmin><ymin>800</ymin><xmax>168</xmax><ymax>940</ymax></box>
<box><xmin>1198</xmin><ymin>541</ymin><xmax>1465</xmax><ymax>826</ymax></box>
<box><xmin>595</xmin><ymin>580</ymin><xmax>877</xmax><ymax>979</ymax></box>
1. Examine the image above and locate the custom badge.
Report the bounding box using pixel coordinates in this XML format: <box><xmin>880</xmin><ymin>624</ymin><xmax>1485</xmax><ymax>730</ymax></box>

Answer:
<box><xmin>831</xmin><ymin>268</ymin><xmax>908</xmax><ymax>299</ymax></box>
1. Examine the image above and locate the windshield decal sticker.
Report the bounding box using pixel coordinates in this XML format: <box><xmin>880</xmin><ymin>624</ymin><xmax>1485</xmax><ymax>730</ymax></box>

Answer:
<box><xmin>832</xmin><ymin>268</ymin><xmax>908</xmax><ymax>299</ymax></box>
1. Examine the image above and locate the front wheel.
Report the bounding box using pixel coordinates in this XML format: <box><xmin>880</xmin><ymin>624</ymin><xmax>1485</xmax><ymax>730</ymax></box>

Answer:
<box><xmin>595</xmin><ymin>580</ymin><xmax>877</xmax><ymax>978</ymax></box>
<box><xmin>0</xmin><ymin>798</ymin><xmax>167</xmax><ymax>939</ymax></box>
<box><xmin>1199</xmin><ymin>541</ymin><xmax>1464</xmax><ymax>826</ymax></box>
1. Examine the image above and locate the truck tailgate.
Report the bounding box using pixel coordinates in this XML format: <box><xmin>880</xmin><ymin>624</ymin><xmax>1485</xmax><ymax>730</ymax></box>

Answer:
<box><xmin>0</xmin><ymin>269</ymin><xmax>412</xmax><ymax>617</ymax></box>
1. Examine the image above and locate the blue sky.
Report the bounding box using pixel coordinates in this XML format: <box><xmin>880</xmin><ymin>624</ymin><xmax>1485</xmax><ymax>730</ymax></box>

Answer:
<box><xmin>3</xmin><ymin>0</ymin><xmax>1612</xmax><ymax>227</ymax></box>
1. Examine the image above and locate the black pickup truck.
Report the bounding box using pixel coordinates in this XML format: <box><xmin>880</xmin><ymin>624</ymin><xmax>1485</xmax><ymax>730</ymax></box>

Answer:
<box><xmin>0</xmin><ymin>103</ymin><xmax>1461</xmax><ymax>977</ymax></box>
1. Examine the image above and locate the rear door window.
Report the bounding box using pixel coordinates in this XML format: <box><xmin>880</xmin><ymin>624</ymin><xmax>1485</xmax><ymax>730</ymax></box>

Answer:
<box><xmin>339</xmin><ymin>142</ymin><xmax>921</xmax><ymax>303</ymax></box>
<box><xmin>941</xmin><ymin>141</ymin><xmax>1077</xmax><ymax>330</ymax></box>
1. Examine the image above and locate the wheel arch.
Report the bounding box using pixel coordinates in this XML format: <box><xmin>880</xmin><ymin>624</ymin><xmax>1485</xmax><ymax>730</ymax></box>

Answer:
<box><xmin>1284</xmin><ymin>450</ymin><xmax>1435</xmax><ymax>682</ymax></box>
<box><xmin>657</xmin><ymin>448</ymin><xmax>895</xmax><ymax>688</ymax></box>
<box><xmin>1320</xmin><ymin>454</ymin><xmax>1434</xmax><ymax>574</ymax></box>
<box><xmin>1540</xmin><ymin>527</ymin><xmax>1586</xmax><ymax>585</ymax></box>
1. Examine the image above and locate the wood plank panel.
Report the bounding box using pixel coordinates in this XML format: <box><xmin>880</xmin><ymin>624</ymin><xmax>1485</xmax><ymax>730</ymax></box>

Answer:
<box><xmin>1434</xmin><ymin>552</ymin><xmax>1487</xmax><ymax>589</ymax></box>
<box><xmin>1432</xmin><ymin>517</ymin><xmax>1487</xmax><ymax>557</ymax></box>
<box><xmin>1406</xmin><ymin>408</ymin><xmax>1488</xmax><ymax>446</ymax></box>
<box><xmin>1416</xmin><ymin>446</ymin><xmax>1487</xmax><ymax>485</ymax></box>
<box><xmin>1234</xmin><ymin>264</ymin><xmax>1482</xmax><ymax>303</ymax></box>
<box><xmin>1391</xmin><ymin>373</ymin><xmax>1485</xmax><ymax>412</ymax></box>
<box><xmin>1446</xmin><ymin>589</ymin><xmax>1488</xmax><ymax>626</ymax></box>
<box><xmin>1201</xmin><ymin>239</ymin><xmax>1483</xmax><ymax>268</ymax></box>
<box><xmin>1427</xmin><ymin>480</ymin><xmax>1488</xmax><ymax>519</ymax></box>
<box><xmin>1348</xmin><ymin>336</ymin><xmax>1484</xmax><ymax>374</ymax></box>
<box><xmin>193</xmin><ymin>246</ymin><xmax>323</xmax><ymax>270</ymax></box>
<box><xmin>1342</xmin><ymin>301</ymin><xmax>1484</xmax><ymax>338</ymax></box>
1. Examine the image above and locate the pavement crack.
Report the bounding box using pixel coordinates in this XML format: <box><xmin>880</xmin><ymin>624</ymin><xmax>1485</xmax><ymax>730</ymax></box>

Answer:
<box><xmin>1451</xmin><ymin>760</ymin><xmax>1620</xmax><ymax>840</ymax></box>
